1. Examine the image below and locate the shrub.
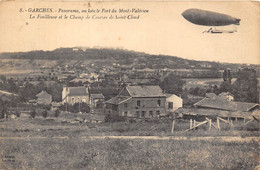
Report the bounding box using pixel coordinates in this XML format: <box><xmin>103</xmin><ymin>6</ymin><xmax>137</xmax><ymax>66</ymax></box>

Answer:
<box><xmin>15</xmin><ymin>111</ymin><xmax>20</xmax><ymax>117</ymax></box>
<box><xmin>54</xmin><ymin>109</ymin><xmax>60</xmax><ymax>117</ymax></box>
<box><xmin>105</xmin><ymin>114</ymin><xmax>126</xmax><ymax>123</ymax></box>
<box><xmin>30</xmin><ymin>110</ymin><xmax>36</xmax><ymax>118</ymax></box>
<box><xmin>42</xmin><ymin>110</ymin><xmax>48</xmax><ymax>118</ymax></box>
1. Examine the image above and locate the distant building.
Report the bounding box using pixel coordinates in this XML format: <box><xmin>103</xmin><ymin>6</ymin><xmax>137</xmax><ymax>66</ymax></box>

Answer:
<box><xmin>36</xmin><ymin>91</ymin><xmax>52</xmax><ymax>105</ymax></box>
<box><xmin>62</xmin><ymin>86</ymin><xmax>89</xmax><ymax>104</ymax></box>
<box><xmin>105</xmin><ymin>86</ymin><xmax>166</xmax><ymax>118</ymax></box>
<box><xmin>89</xmin><ymin>93</ymin><xmax>105</xmax><ymax>107</ymax></box>
<box><xmin>165</xmin><ymin>94</ymin><xmax>183</xmax><ymax>113</ymax></box>
<box><xmin>218</xmin><ymin>92</ymin><xmax>234</xmax><ymax>101</ymax></box>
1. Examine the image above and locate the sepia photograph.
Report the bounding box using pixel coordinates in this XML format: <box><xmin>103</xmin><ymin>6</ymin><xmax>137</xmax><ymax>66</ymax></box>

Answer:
<box><xmin>0</xmin><ymin>1</ymin><xmax>259</xmax><ymax>169</ymax></box>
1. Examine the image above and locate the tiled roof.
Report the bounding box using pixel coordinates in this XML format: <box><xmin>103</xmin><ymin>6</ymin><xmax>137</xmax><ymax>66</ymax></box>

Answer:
<box><xmin>194</xmin><ymin>98</ymin><xmax>259</xmax><ymax>112</ymax></box>
<box><xmin>178</xmin><ymin>108</ymin><xmax>252</xmax><ymax>119</ymax></box>
<box><xmin>106</xmin><ymin>96</ymin><xmax>131</xmax><ymax>104</ymax></box>
<box><xmin>165</xmin><ymin>93</ymin><xmax>180</xmax><ymax>99</ymax></box>
<box><xmin>126</xmin><ymin>86</ymin><xmax>165</xmax><ymax>98</ymax></box>
<box><xmin>68</xmin><ymin>87</ymin><xmax>88</xmax><ymax>96</ymax></box>
<box><xmin>90</xmin><ymin>93</ymin><xmax>105</xmax><ymax>99</ymax></box>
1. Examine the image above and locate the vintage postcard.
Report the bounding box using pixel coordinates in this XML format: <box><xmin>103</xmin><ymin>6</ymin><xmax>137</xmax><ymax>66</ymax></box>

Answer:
<box><xmin>0</xmin><ymin>1</ymin><xmax>259</xmax><ymax>169</ymax></box>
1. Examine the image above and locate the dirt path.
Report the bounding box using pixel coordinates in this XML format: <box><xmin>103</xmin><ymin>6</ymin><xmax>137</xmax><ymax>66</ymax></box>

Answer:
<box><xmin>0</xmin><ymin>136</ymin><xmax>259</xmax><ymax>143</ymax></box>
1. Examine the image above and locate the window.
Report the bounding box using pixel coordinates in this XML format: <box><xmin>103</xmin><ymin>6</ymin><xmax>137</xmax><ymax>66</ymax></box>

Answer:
<box><xmin>157</xmin><ymin>100</ymin><xmax>161</xmax><ymax>106</ymax></box>
<box><xmin>123</xmin><ymin>112</ymin><xmax>127</xmax><ymax>117</ymax></box>
<box><xmin>71</xmin><ymin>98</ymin><xmax>75</xmax><ymax>103</ymax></box>
<box><xmin>141</xmin><ymin>111</ymin><xmax>146</xmax><ymax>118</ymax></box>
<box><xmin>124</xmin><ymin>103</ymin><xmax>128</xmax><ymax>108</ymax></box>
<box><xmin>137</xmin><ymin>100</ymin><xmax>141</xmax><ymax>107</ymax></box>
<box><xmin>149</xmin><ymin>111</ymin><xmax>153</xmax><ymax>118</ymax></box>
<box><xmin>168</xmin><ymin>102</ymin><xmax>173</xmax><ymax>109</ymax></box>
<box><xmin>78</xmin><ymin>97</ymin><xmax>80</xmax><ymax>102</ymax></box>
<box><xmin>136</xmin><ymin>111</ymin><xmax>140</xmax><ymax>118</ymax></box>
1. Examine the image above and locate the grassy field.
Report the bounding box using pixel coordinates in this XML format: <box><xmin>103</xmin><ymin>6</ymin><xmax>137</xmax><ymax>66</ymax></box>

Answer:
<box><xmin>1</xmin><ymin>116</ymin><xmax>259</xmax><ymax>137</ymax></box>
<box><xmin>0</xmin><ymin>116</ymin><xmax>259</xmax><ymax>169</ymax></box>
<box><xmin>0</xmin><ymin>137</ymin><xmax>259</xmax><ymax>169</ymax></box>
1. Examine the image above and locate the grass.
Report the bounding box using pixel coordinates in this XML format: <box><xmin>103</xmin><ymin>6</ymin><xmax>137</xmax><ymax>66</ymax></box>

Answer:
<box><xmin>0</xmin><ymin>116</ymin><xmax>259</xmax><ymax>169</ymax></box>
<box><xmin>0</xmin><ymin>138</ymin><xmax>259</xmax><ymax>169</ymax></box>
<box><xmin>0</xmin><ymin>117</ymin><xmax>259</xmax><ymax>137</ymax></box>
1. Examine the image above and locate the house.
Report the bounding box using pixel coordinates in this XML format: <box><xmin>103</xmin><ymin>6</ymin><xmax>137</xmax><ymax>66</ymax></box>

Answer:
<box><xmin>105</xmin><ymin>86</ymin><xmax>166</xmax><ymax>118</ymax></box>
<box><xmin>89</xmin><ymin>93</ymin><xmax>105</xmax><ymax>107</ymax></box>
<box><xmin>36</xmin><ymin>91</ymin><xmax>52</xmax><ymax>105</ymax></box>
<box><xmin>62</xmin><ymin>86</ymin><xmax>89</xmax><ymax>104</ymax></box>
<box><xmin>165</xmin><ymin>94</ymin><xmax>183</xmax><ymax>113</ymax></box>
<box><xmin>218</xmin><ymin>92</ymin><xmax>234</xmax><ymax>101</ymax></box>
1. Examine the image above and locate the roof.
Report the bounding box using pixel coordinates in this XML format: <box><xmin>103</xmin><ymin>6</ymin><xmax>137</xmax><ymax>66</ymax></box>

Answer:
<box><xmin>36</xmin><ymin>91</ymin><xmax>52</xmax><ymax>99</ymax></box>
<box><xmin>106</xmin><ymin>96</ymin><xmax>131</xmax><ymax>105</ymax></box>
<box><xmin>165</xmin><ymin>93</ymin><xmax>181</xmax><ymax>99</ymax></box>
<box><xmin>205</xmin><ymin>93</ymin><xmax>217</xmax><ymax>98</ymax></box>
<box><xmin>67</xmin><ymin>87</ymin><xmax>88</xmax><ymax>96</ymax></box>
<box><xmin>126</xmin><ymin>86</ymin><xmax>165</xmax><ymax>98</ymax></box>
<box><xmin>178</xmin><ymin>108</ymin><xmax>252</xmax><ymax>119</ymax></box>
<box><xmin>194</xmin><ymin>98</ymin><xmax>259</xmax><ymax>112</ymax></box>
<box><xmin>90</xmin><ymin>93</ymin><xmax>105</xmax><ymax>99</ymax></box>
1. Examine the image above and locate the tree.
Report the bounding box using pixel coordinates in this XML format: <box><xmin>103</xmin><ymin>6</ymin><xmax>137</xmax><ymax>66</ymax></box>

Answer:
<box><xmin>159</xmin><ymin>74</ymin><xmax>186</xmax><ymax>95</ymax></box>
<box><xmin>231</xmin><ymin>68</ymin><xmax>258</xmax><ymax>103</ymax></box>
<box><xmin>30</xmin><ymin>110</ymin><xmax>36</xmax><ymax>118</ymax></box>
<box><xmin>46</xmin><ymin>82</ymin><xmax>63</xmax><ymax>102</ymax></box>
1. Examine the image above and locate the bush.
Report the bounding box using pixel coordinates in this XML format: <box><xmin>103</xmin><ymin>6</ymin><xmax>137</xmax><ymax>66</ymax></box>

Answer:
<box><xmin>30</xmin><ymin>110</ymin><xmax>36</xmax><ymax>118</ymax></box>
<box><xmin>105</xmin><ymin>114</ymin><xmax>126</xmax><ymax>123</ymax></box>
<box><xmin>244</xmin><ymin>121</ymin><xmax>260</xmax><ymax>131</ymax></box>
<box><xmin>15</xmin><ymin>111</ymin><xmax>20</xmax><ymax>117</ymax></box>
<box><xmin>54</xmin><ymin>109</ymin><xmax>60</xmax><ymax>117</ymax></box>
<box><xmin>59</xmin><ymin>103</ymin><xmax>90</xmax><ymax>113</ymax></box>
<box><xmin>42</xmin><ymin>110</ymin><xmax>48</xmax><ymax>118</ymax></box>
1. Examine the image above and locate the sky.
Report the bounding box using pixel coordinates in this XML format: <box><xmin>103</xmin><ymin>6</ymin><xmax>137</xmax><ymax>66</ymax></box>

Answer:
<box><xmin>0</xmin><ymin>1</ymin><xmax>259</xmax><ymax>64</ymax></box>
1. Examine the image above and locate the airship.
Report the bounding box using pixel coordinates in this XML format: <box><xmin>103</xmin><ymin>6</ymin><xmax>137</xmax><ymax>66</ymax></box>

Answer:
<box><xmin>182</xmin><ymin>8</ymin><xmax>241</xmax><ymax>33</ymax></box>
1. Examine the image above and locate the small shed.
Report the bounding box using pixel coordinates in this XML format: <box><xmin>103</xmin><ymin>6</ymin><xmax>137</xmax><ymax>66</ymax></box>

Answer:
<box><xmin>89</xmin><ymin>93</ymin><xmax>105</xmax><ymax>107</ymax></box>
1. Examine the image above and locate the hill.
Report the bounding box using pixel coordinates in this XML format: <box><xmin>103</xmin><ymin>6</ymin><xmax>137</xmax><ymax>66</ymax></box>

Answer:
<box><xmin>0</xmin><ymin>47</ymin><xmax>257</xmax><ymax>70</ymax></box>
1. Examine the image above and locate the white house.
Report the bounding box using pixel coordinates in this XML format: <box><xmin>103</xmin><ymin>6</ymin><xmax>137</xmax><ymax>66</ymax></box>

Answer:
<box><xmin>62</xmin><ymin>86</ymin><xmax>89</xmax><ymax>104</ymax></box>
<box><xmin>165</xmin><ymin>94</ymin><xmax>183</xmax><ymax>112</ymax></box>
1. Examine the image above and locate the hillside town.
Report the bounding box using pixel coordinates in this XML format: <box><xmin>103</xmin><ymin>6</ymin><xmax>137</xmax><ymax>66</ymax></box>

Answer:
<box><xmin>0</xmin><ymin>50</ymin><xmax>259</xmax><ymax>124</ymax></box>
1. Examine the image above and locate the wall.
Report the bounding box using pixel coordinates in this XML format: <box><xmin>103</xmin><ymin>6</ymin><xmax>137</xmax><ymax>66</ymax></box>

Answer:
<box><xmin>107</xmin><ymin>97</ymin><xmax>166</xmax><ymax>118</ymax></box>
<box><xmin>166</xmin><ymin>95</ymin><xmax>183</xmax><ymax>112</ymax></box>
